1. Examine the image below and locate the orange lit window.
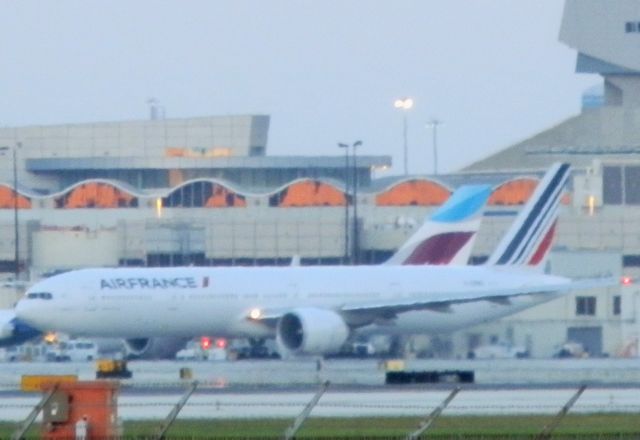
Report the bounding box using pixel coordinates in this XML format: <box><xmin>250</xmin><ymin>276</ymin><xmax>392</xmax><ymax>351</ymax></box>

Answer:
<box><xmin>0</xmin><ymin>186</ymin><xmax>31</xmax><ymax>209</ymax></box>
<box><xmin>205</xmin><ymin>186</ymin><xmax>246</xmax><ymax>207</ymax></box>
<box><xmin>57</xmin><ymin>183</ymin><xmax>137</xmax><ymax>208</ymax></box>
<box><xmin>376</xmin><ymin>180</ymin><xmax>450</xmax><ymax>206</ymax></box>
<box><xmin>163</xmin><ymin>182</ymin><xmax>246</xmax><ymax>208</ymax></box>
<box><xmin>272</xmin><ymin>180</ymin><xmax>346</xmax><ymax>207</ymax></box>
<box><xmin>489</xmin><ymin>179</ymin><xmax>538</xmax><ymax>206</ymax></box>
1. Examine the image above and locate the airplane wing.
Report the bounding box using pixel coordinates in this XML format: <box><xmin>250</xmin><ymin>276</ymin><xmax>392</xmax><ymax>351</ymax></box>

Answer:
<box><xmin>340</xmin><ymin>277</ymin><xmax>615</xmax><ymax>318</ymax></box>
<box><xmin>248</xmin><ymin>276</ymin><xmax>616</xmax><ymax>326</ymax></box>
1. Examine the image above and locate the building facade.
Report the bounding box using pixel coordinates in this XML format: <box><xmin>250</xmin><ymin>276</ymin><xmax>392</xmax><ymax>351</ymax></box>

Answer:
<box><xmin>1</xmin><ymin>0</ymin><xmax>639</xmax><ymax>359</ymax></box>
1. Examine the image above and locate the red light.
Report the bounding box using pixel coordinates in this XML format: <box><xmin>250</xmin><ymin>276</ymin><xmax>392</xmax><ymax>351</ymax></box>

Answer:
<box><xmin>622</xmin><ymin>276</ymin><xmax>633</xmax><ymax>286</ymax></box>
<box><xmin>200</xmin><ymin>336</ymin><xmax>212</xmax><ymax>350</ymax></box>
<box><xmin>216</xmin><ymin>338</ymin><xmax>227</xmax><ymax>349</ymax></box>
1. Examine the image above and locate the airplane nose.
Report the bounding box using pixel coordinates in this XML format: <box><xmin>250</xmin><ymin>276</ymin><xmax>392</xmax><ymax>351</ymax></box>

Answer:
<box><xmin>15</xmin><ymin>299</ymin><xmax>41</xmax><ymax>328</ymax></box>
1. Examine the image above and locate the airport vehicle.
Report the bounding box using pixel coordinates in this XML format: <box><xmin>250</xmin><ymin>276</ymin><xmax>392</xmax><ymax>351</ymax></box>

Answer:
<box><xmin>96</xmin><ymin>358</ymin><xmax>132</xmax><ymax>378</ymax></box>
<box><xmin>63</xmin><ymin>339</ymin><xmax>99</xmax><ymax>361</ymax></box>
<box><xmin>16</xmin><ymin>163</ymin><xmax>610</xmax><ymax>357</ymax></box>
<box><xmin>469</xmin><ymin>343</ymin><xmax>529</xmax><ymax>359</ymax></box>
<box><xmin>175</xmin><ymin>339</ymin><xmax>228</xmax><ymax>361</ymax></box>
<box><xmin>46</xmin><ymin>338</ymin><xmax>98</xmax><ymax>361</ymax></box>
<box><xmin>1</xmin><ymin>342</ymin><xmax>48</xmax><ymax>362</ymax></box>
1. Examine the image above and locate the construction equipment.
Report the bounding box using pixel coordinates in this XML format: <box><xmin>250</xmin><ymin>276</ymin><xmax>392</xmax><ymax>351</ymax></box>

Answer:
<box><xmin>96</xmin><ymin>359</ymin><xmax>132</xmax><ymax>379</ymax></box>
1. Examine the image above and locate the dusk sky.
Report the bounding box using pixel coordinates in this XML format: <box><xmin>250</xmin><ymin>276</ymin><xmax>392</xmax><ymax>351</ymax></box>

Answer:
<box><xmin>0</xmin><ymin>1</ymin><xmax>598</xmax><ymax>175</ymax></box>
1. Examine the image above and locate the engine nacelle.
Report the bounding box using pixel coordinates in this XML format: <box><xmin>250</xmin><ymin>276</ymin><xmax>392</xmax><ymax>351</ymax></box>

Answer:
<box><xmin>276</xmin><ymin>308</ymin><xmax>349</xmax><ymax>356</ymax></box>
<box><xmin>123</xmin><ymin>338</ymin><xmax>152</xmax><ymax>357</ymax></box>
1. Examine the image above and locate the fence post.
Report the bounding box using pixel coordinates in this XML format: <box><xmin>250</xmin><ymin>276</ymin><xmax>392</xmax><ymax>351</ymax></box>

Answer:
<box><xmin>536</xmin><ymin>384</ymin><xmax>587</xmax><ymax>440</ymax></box>
<box><xmin>283</xmin><ymin>380</ymin><xmax>330</xmax><ymax>440</ymax></box>
<box><xmin>405</xmin><ymin>387</ymin><xmax>460</xmax><ymax>440</ymax></box>
<box><xmin>11</xmin><ymin>384</ymin><xmax>59</xmax><ymax>440</ymax></box>
<box><xmin>153</xmin><ymin>380</ymin><xmax>198</xmax><ymax>440</ymax></box>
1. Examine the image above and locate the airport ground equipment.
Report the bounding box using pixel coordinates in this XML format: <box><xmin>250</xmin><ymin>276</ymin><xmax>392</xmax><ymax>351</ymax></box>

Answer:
<box><xmin>25</xmin><ymin>380</ymin><xmax>120</xmax><ymax>440</ymax></box>
<box><xmin>382</xmin><ymin>359</ymin><xmax>474</xmax><ymax>384</ymax></box>
<box><xmin>406</xmin><ymin>387</ymin><xmax>460</xmax><ymax>440</ymax></box>
<box><xmin>283</xmin><ymin>380</ymin><xmax>330</xmax><ymax>440</ymax></box>
<box><xmin>153</xmin><ymin>381</ymin><xmax>198</xmax><ymax>440</ymax></box>
<box><xmin>536</xmin><ymin>384</ymin><xmax>587</xmax><ymax>440</ymax></box>
<box><xmin>95</xmin><ymin>358</ymin><xmax>132</xmax><ymax>379</ymax></box>
<box><xmin>386</xmin><ymin>369</ymin><xmax>474</xmax><ymax>384</ymax></box>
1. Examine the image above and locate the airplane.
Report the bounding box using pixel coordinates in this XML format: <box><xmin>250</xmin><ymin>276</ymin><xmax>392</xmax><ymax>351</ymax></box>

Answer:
<box><xmin>15</xmin><ymin>162</ymin><xmax>613</xmax><ymax>357</ymax></box>
<box><xmin>0</xmin><ymin>183</ymin><xmax>491</xmax><ymax>355</ymax></box>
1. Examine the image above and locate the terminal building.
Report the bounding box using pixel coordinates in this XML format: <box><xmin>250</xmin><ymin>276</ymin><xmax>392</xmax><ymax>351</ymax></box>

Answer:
<box><xmin>0</xmin><ymin>0</ymin><xmax>639</xmax><ymax>359</ymax></box>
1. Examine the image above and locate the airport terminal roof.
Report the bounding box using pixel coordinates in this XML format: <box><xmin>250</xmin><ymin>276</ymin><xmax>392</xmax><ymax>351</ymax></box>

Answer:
<box><xmin>26</xmin><ymin>155</ymin><xmax>392</xmax><ymax>172</ymax></box>
<box><xmin>463</xmin><ymin>107</ymin><xmax>640</xmax><ymax>173</ymax></box>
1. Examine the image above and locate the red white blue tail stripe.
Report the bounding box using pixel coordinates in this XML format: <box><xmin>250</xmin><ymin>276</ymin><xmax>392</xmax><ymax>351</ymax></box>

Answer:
<box><xmin>487</xmin><ymin>163</ymin><xmax>570</xmax><ymax>267</ymax></box>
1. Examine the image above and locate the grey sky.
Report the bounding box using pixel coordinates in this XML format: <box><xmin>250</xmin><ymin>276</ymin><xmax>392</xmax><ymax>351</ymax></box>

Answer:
<box><xmin>0</xmin><ymin>1</ymin><xmax>597</xmax><ymax>174</ymax></box>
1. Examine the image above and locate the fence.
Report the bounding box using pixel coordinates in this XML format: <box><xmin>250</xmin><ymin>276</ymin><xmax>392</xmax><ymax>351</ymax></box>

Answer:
<box><xmin>3</xmin><ymin>380</ymin><xmax>640</xmax><ymax>439</ymax></box>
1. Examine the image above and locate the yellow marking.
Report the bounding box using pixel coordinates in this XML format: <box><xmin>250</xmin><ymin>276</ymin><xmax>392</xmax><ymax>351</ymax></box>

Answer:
<box><xmin>21</xmin><ymin>375</ymin><xmax>77</xmax><ymax>392</ymax></box>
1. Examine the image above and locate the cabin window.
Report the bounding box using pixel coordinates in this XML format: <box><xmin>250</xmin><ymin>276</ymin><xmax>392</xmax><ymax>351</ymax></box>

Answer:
<box><xmin>26</xmin><ymin>292</ymin><xmax>53</xmax><ymax>300</ymax></box>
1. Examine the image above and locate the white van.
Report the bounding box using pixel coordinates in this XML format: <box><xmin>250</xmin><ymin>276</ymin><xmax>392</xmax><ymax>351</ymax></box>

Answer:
<box><xmin>50</xmin><ymin>339</ymin><xmax>98</xmax><ymax>362</ymax></box>
<box><xmin>1</xmin><ymin>343</ymin><xmax>48</xmax><ymax>362</ymax></box>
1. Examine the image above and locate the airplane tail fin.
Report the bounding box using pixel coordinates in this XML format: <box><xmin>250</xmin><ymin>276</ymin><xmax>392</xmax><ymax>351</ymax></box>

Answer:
<box><xmin>486</xmin><ymin>163</ymin><xmax>571</xmax><ymax>269</ymax></box>
<box><xmin>384</xmin><ymin>184</ymin><xmax>492</xmax><ymax>265</ymax></box>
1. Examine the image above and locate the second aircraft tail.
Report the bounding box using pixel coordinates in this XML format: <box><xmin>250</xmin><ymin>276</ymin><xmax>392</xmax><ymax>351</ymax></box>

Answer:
<box><xmin>384</xmin><ymin>184</ymin><xmax>492</xmax><ymax>265</ymax></box>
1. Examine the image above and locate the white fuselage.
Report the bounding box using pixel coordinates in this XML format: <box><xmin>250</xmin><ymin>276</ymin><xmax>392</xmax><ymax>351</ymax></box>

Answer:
<box><xmin>16</xmin><ymin>265</ymin><xmax>568</xmax><ymax>339</ymax></box>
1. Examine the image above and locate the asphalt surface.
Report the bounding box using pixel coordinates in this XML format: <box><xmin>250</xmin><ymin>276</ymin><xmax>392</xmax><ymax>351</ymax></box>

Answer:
<box><xmin>2</xmin><ymin>358</ymin><xmax>640</xmax><ymax>421</ymax></box>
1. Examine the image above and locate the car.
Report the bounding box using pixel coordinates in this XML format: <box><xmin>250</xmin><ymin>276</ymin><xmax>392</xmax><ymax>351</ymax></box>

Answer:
<box><xmin>47</xmin><ymin>339</ymin><xmax>98</xmax><ymax>362</ymax></box>
<box><xmin>469</xmin><ymin>343</ymin><xmax>529</xmax><ymax>359</ymax></box>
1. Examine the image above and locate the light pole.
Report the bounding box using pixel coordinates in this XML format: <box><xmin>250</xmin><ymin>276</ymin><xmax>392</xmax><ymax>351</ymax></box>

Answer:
<box><xmin>337</xmin><ymin>143</ymin><xmax>350</xmax><ymax>264</ymax></box>
<box><xmin>351</xmin><ymin>140</ymin><xmax>362</xmax><ymax>264</ymax></box>
<box><xmin>12</xmin><ymin>144</ymin><xmax>18</xmax><ymax>281</ymax></box>
<box><xmin>426</xmin><ymin>119</ymin><xmax>442</xmax><ymax>175</ymax></box>
<box><xmin>394</xmin><ymin>97</ymin><xmax>414</xmax><ymax>175</ymax></box>
<box><xmin>0</xmin><ymin>144</ymin><xmax>19</xmax><ymax>281</ymax></box>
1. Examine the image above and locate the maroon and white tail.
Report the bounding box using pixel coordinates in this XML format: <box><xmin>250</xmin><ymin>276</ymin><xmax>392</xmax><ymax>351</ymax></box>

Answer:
<box><xmin>385</xmin><ymin>184</ymin><xmax>492</xmax><ymax>265</ymax></box>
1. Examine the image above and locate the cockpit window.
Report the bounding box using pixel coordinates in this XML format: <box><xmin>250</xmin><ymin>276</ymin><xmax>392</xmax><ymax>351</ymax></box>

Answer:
<box><xmin>26</xmin><ymin>292</ymin><xmax>53</xmax><ymax>300</ymax></box>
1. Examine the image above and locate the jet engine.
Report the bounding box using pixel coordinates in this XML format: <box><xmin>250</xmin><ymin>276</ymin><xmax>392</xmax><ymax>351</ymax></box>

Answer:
<box><xmin>122</xmin><ymin>337</ymin><xmax>189</xmax><ymax>359</ymax></box>
<box><xmin>276</xmin><ymin>308</ymin><xmax>349</xmax><ymax>356</ymax></box>
<box><xmin>123</xmin><ymin>338</ymin><xmax>151</xmax><ymax>357</ymax></box>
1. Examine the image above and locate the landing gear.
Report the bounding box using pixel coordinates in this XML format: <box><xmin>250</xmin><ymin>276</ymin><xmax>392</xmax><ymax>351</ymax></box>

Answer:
<box><xmin>238</xmin><ymin>338</ymin><xmax>280</xmax><ymax>359</ymax></box>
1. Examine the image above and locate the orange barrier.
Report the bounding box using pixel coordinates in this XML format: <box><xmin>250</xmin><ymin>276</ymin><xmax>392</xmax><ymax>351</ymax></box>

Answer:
<box><xmin>488</xmin><ymin>179</ymin><xmax>537</xmax><ymax>206</ymax></box>
<box><xmin>57</xmin><ymin>183</ymin><xmax>137</xmax><ymax>208</ymax></box>
<box><xmin>0</xmin><ymin>185</ymin><xmax>31</xmax><ymax>209</ymax></box>
<box><xmin>376</xmin><ymin>180</ymin><xmax>450</xmax><ymax>206</ymax></box>
<box><xmin>275</xmin><ymin>180</ymin><xmax>346</xmax><ymax>207</ymax></box>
